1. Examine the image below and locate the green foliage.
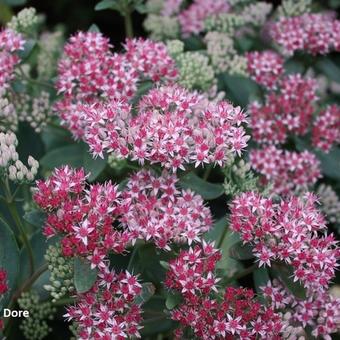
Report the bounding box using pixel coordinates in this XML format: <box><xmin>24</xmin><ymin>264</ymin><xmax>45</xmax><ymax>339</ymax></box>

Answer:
<box><xmin>0</xmin><ymin>217</ymin><xmax>20</xmax><ymax>309</ymax></box>
<box><xmin>73</xmin><ymin>258</ymin><xmax>98</xmax><ymax>294</ymax></box>
<box><xmin>40</xmin><ymin>142</ymin><xmax>107</xmax><ymax>181</ymax></box>
<box><xmin>179</xmin><ymin>172</ymin><xmax>224</xmax><ymax>200</ymax></box>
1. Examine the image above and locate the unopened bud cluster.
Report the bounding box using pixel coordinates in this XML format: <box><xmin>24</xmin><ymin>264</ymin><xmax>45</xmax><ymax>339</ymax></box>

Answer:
<box><xmin>223</xmin><ymin>158</ymin><xmax>258</xmax><ymax>196</ymax></box>
<box><xmin>317</xmin><ymin>184</ymin><xmax>340</xmax><ymax>227</ymax></box>
<box><xmin>17</xmin><ymin>91</ymin><xmax>52</xmax><ymax>133</ymax></box>
<box><xmin>0</xmin><ymin>132</ymin><xmax>39</xmax><ymax>182</ymax></box>
<box><xmin>0</xmin><ymin>96</ymin><xmax>17</xmax><ymax>131</ymax></box>
<box><xmin>18</xmin><ymin>291</ymin><xmax>56</xmax><ymax>340</ymax></box>
<box><xmin>44</xmin><ymin>244</ymin><xmax>74</xmax><ymax>302</ymax></box>
<box><xmin>277</xmin><ymin>0</ymin><xmax>312</xmax><ymax>18</ymax></box>
<box><xmin>7</xmin><ymin>7</ymin><xmax>39</xmax><ymax>34</ymax></box>
<box><xmin>37</xmin><ymin>30</ymin><xmax>63</xmax><ymax>79</ymax></box>
<box><xmin>204</xmin><ymin>31</ymin><xmax>247</xmax><ymax>75</ymax></box>
<box><xmin>107</xmin><ymin>154</ymin><xmax>127</xmax><ymax>176</ymax></box>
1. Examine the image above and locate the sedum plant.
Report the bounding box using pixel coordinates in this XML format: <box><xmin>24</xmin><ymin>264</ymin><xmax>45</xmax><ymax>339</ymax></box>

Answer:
<box><xmin>0</xmin><ymin>1</ymin><xmax>340</xmax><ymax>339</ymax></box>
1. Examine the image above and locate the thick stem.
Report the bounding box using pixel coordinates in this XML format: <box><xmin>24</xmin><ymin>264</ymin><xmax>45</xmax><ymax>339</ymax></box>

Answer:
<box><xmin>124</xmin><ymin>10</ymin><xmax>134</xmax><ymax>38</ymax></box>
<box><xmin>4</xmin><ymin>263</ymin><xmax>48</xmax><ymax>336</ymax></box>
<box><xmin>203</xmin><ymin>164</ymin><xmax>213</xmax><ymax>181</ymax></box>
<box><xmin>3</xmin><ymin>179</ymin><xmax>35</xmax><ymax>275</ymax></box>
<box><xmin>12</xmin><ymin>263</ymin><xmax>48</xmax><ymax>300</ymax></box>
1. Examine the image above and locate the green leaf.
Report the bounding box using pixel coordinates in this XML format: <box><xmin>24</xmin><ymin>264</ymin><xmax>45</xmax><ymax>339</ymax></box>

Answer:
<box><xmin>19</xmin><ymin>230</ymin><xmax>54</xmax><ymax>299</ymax></box>
<box><xmin>88</xmin><ymin>24</ymin><xmax>101</xmax><ymax>32</ymax></box>
<box><xmin>183</xmin><ymin>36</ymin><xmax>205</xmax><ymax>51</ymax></box>
<box><xmin>39</xmin><ymin>142</ymin><xmax>106</xmax><ymax>181</ymax></box>
<box><xmin>284</xmin><ymin>59</ymin><xmax>305</xmax><ymax>75</ymax></box>
<box><xmin>315</xmin><ymin>147</ymin><xmax>340</xmax><ymax>181</ymax></box>
<box><xmin>204</xmin><ymin>217</ymin><xmax>228</xmax><ymax>243</ymax></box>
<box><xmin>222</xmin><ymin>74</ymin><xmax>261</xmax><ymax>107</ymax></box>
<box><xmin>0</xmin><ymin>217</ymin><xmax>20</xmax><ymax>310</ymax></box>
<box><xmin>295</xmin><ymin>137</ymin><xmax>340</xmax><ymax>180</ymax></box>
<box><xmin>253</xmin><ymin>267</ymin><xmax>270</xmax><ymax>299</ymax></box>
<box><xmin>165</xmin><ymin>291</ymin><xmax>182</xmax><ymax>310</ymax></box>
<box><xmin>270</xmin><ymin>263</ymin><xmax>307</xmax><ymax>299</ymax></box>
<box><xmin>179</xmin><ymin>172</ymin><xmax>224</xmax><ymax>200</ymax></box>
<box><xmin>41</xmin><ymin>125</ymin><xmax>73</xmax><ymax>152</ymax></box>
<box><xmin>216</xmin><ymin>231</ymin><xmax>243</xmax><ymax>277</ymax></box>
<box><xmin>229</xmin><ymin>241</ymin><xmax>254</xmax><ymax>260</ymax></box>
<box><xmin>23</xmin><ymin>210</ymin><xmax>46</xmax><ymax>228</ymax></box>
<box><xmin>18</xmin><ymin>39</ymin><xmax>36</xmax><ymax>60</ymax></box>
<box><xmin>95</xmin><ymin>0</ymin><xmax>117</xmax><ymax>10</ymax></box>
<box><xmin>134</xmin><ymin>282</ymin><xmax>155</xmax><ymax>305</ymax></box>
<box><xmin>3</xmin><ymin>0</ymin><xmax>26</xmax><ymax>6</ymax></box>
<box><xmin>159</xmin><ymin>260</ymin><xmax>169</xmax><ymax>270</ymax></box>
<box><xmin>316</xmin><ymin>57</ymin><xmax>340</xmax><ymax>83</ymax></box>
<box><xmin>73</xmin><ymin>258</ymin><xmax>98</xmax><ymax>294</ymax></box>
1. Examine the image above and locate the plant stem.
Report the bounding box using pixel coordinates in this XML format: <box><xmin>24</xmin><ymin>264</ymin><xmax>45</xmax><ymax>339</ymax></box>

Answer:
<box><xmin>124</xmin><ymin>10</ymin><xmax>134</xmax><ymax>38</ymax></box>
<box><xmin>3</xmin><ymin>179</ymin><xmax>35</xmax><ymax>275</ymax></box>
<box><xmin>17</xmin><ymin>66</ymin><xmax>54</xmax><ymax>89</ymax></box>
<box><xmin>4</xmin><ymin>263</ymin><xmax>48</xmax><ymax>336</ymax></box>
<box><xmin>13</xmin><ymin>263</ymin><xmax>48</xmax><ymax>300</ymax></box>
<box><xmin>127</xmin><ymin>243</ymin><xmax>142</xmax><ymax>272</ymax></box>
<box><xmin>52</xmin><ymin>297</ymin><xmax>75</xmax><ymax>306</ymax></box>
<box><xmin>203</xmin><ymin>164</ymin><xmax>213</xmax><ymax>181</ymax></box>
<box><xmin>216</xmin><ymin>225</ymin><xmax>229</xmax><ymax>249</ymax></box>
<box><xmin>227</xmin><ymin>264</ymin><xmax>257</xmax><ymax>283</ymax></box>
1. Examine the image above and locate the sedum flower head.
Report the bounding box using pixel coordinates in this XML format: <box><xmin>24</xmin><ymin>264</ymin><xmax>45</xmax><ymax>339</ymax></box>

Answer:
<box><xmin>18</xmin><ymin>291</ymin><xmax>56</xmax><ymax>340</ymax></box>
<box><xmin>81</xmin><ymin>85</ymin><xmax>249</xmax><ymax>171</ymax></box>
<box><xmin>64</xmin><ymin>262</ymin><xmax>142</xmax><ymax>339</ymax></box>
<box><xmin>247</xmin><ymin>51</ymin><xmax>284</xmax><ymax>89</ymax></box>
<box><xmin>7</xmin><ymin>7</ymin><xmax>39</xmax><ymax>34</ymax></box>
<box><xmin>204</xmin><ymin>31</ymin><xmax>247</xmax><ymax>75</ymax></box>
<box><xmin>0</xmin><ymin>132</ymin><xmax>39</xmax><ymax>182</ymax></box>
<box><xmin>250</xmin><ymin>146</ymin><xmax>321</xmax><ymax>196</ymax></box>
<box><xmin>37</xmin><ymin>30</ymin><xmax>64</xmax><ymax>79</ymax></box>
<box><xmin>120</xmin><ymin>169</ymin><xmax>212</xmax><ymax>249</ymax></box>
<box><xmin>312</xmin><ymin>104</ymin><xmax>340</xmax><ymax>153</ymax></box>
<box><xmin>230</xmin><ymin>192</ymin><xmax>339</xmax><ymax>291</ymax></box>
<box><xmin>241</xmin><ymin>1</ymin><xmax>272</xmax><ymax>27</ymax></box>
<box><xmin>44</xmin><ymin>244</ymin><xmax>74</xmax><ymax>302</ymax></box>
<box><xmin>0</xmin><ymin>28</ymin><xmax>25</xmax><ymax>94</ymax></box>
<box><xmin>277</xmin><ymin>0</ymin><xmax>312</xmax><ymax>18</ymax></box>
<box><xmin>165</xmin><ymin>242</ymin><xmax>283</xmax><ymax>339</ymax></box>
<box><xmin>175</xmin><ymin>51</ymin><xmax>215</xmax><ymax>91</ymax></box>
<box><xmin>205</xmin><ymin>13</ymin><xmax>244</xmax><ymax>35</ymax></box>
<box><xmin>144</xmin><ymin>14</ymin><xmax>179</xmax><ymax>40</ymax></box>
<box><xmin>55</xmin><ymin>32</ymin><xmax>178</xmax><ymax>139</ymax></box>
<box><xmin>263</xmin><ymin>280</ymin><xmax>340</xmax><ymax>338</ymax></box>
<box><xmin>178</xmin><ymin>0</ymin><xmax>230</xmax><ymax>37</ymax></box>
<box><xmin>270</xmin><ymin>13</ymin><xmax>340</xmax><ymax>55</ymax></box>
<box><xmin>317</xmin><ymin>184</ymin><xmax>340</xmax><ymax>227</ymax></box>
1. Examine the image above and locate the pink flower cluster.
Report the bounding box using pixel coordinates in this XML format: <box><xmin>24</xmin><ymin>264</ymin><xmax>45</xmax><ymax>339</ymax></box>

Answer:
<box><xmin>312</xmin><ymin>105</ymin><xmax>340</xmax><ymax>153</ymax></box>
<box><xmin>165</xmin><ymin>242</ymin><xmax>282</xmax><ymax>339</ymax></box>
<box><xmin>250</xmin><ymin>74</ymin><xmax>317</xmax><ymax>144</ymax></box>
<box><xmin>55</xmin><ymin>32</ymin><xmax>177</xmax><ymax>138</ymax></box>
<box><xmin>263</xmin><ymin>280</ymin><xmax>340</xmax><ymax>338</ymax></box>
<box><xmin>65</xmin><ymin>263</ymin><xmax>142</xmax><ymax>339</ymax></box>
<box><xmin>82</xmin><ymin>85</ymin><xmax>249</xmax><ymax>171</ymax></box>
<box><xmin>0</xmin><ymin>268</ymin><xmax>8</xmax><ymax>295</ymax></box>
<box><xmin>0</xmin><ymin>29</ymin><xmax>24</xmax><ymax>92</ymax></box>
<box><xmin>247</xmin><ymin>51</ymin><xmax>284</xmax><ymax>89</ymax></box>
<box><xmin>248</xmin><ymin>73</ymin><xmax>327</xmax><ymax>195</ymax></box>
<box><xmin>34</xmin><ymin>166</ymin><xmax>133</xmax><ymax>261</ymax></box>
<box><xmin>120</xmin><ymin>170</ymin><xmax>212</xmax><ymax>249</ymax></box>
<box><xmin>270</xmin><ymin>13</ymin><xmax>340</xmax><ymax>55</ymax></box>
<box><xmin>178</xmin><ymin>0</ymin><xmax>230</xmax><ymax>37</ymax></box>
<box><xmin>230</xmin><ymin>192</ymin><xmax>339</xmax><ymax>291</ymax></box>
<box><xmin>34</xmin><ymin>166</ymin><xmax>211</xmax><ymax>258</ymax></box>
<box><xmin>250</xmin><ymin>146</ymin><xmax>321</xmax><ymax>195</ymax></box>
